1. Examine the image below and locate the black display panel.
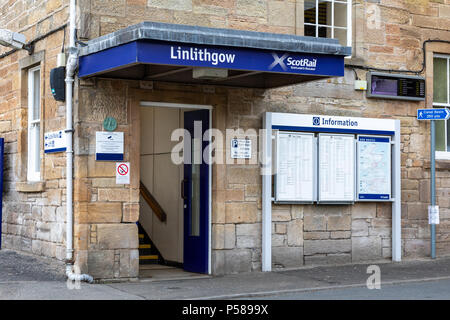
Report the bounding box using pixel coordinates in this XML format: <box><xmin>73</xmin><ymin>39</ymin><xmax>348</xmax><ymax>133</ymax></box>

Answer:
<box><xmin>397</xmin><ymin>77</ymin><xmax>425</xmax><ymax>98</ymax></box>
<box><xmin>367</xmin><ymin>72</ymin><xmax>425</xmax><ymax>101</ymax></box>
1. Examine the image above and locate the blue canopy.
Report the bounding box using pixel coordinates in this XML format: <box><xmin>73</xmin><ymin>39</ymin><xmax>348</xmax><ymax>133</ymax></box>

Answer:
<box><xmin>79</xmin><ymin>22</ymin><xmax>351</xmax><ymax>89</ymax></box>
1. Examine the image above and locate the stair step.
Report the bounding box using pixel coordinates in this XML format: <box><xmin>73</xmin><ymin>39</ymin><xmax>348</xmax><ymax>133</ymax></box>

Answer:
<box><xmin>137</xmin><ymin>223</ymin><xmax>164</xmax><ymax>266</ymax></box>
<box><xmin>139</xmin><ymin>255</ymin><xmax>159</xmax><ymax>260</ymax></box>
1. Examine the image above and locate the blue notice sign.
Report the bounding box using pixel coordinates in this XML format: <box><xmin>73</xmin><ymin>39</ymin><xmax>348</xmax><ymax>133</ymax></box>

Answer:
<box><xmin>417</xmin><ymin>108</ymin><xmax>450</xmax><ymax>120</ymax></box>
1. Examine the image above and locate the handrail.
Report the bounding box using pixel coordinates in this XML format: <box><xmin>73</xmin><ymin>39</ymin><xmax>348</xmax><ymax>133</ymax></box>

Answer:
<box><xmin>140</xmin><ymin>181</ymin><xmax>167</xmax><ymax>222</ymax></box>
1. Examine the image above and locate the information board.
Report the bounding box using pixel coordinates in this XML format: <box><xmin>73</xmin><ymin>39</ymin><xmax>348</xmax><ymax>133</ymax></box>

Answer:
<box><xmin>275</xmin><ymin>132</ymin><xmax>315</xmax><ymax>202</ymax></box>
<box><xmin>357</xmin><ymin>136</ymin><xmax>391</xmax><ymax>200</ymax></box>
<box><xmin>318</xmin><ymin>134</ymin><xmax>355</xmax><ymax>202</ymax></box>
<box><xmin>95</xmin><ymin>132</ymin><xmax>124</xmax><ymax>161</ymax></box>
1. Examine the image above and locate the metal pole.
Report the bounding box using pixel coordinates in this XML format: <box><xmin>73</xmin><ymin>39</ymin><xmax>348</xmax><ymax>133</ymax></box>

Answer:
<box><xmin>392</xmin><ymin>120</ymin><xmax>401</xmax><ymax>261</ymax></box>
<box><xmin>430</xmin><ymin>120</ymin><xmax>436</xmax><ymax>259</ymax></box>
<box><xmin>261</xmin><ymin>112</ymin><xmax>272</xmax><ymax>272</ymax></box>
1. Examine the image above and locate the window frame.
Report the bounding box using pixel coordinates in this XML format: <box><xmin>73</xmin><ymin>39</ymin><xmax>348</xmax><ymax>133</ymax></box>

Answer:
<box><xmin>27</xmin><ymin>65</ymin><xmax>42</xmax><ymax>182</ymax></box>
<box><xmin>433</xmin><ymin>54</ymin><xmax>450</xmax><ymax>160</ymax></box>
<box><xmin>303</xmin><ymin>0</ymin><xmax>352</xmax><ymax>48</ymax></box>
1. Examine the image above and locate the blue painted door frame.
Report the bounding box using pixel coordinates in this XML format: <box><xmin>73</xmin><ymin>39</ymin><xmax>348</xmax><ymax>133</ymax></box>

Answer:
<box><xmin>0</xmin><ymin>138</ymin><xmax>4</xmax><ymax>249</ymax></box>
<box><xmin>183</xmin><ymin>110</ymin><xmax>209</xmax><ymax>274</ymax></box>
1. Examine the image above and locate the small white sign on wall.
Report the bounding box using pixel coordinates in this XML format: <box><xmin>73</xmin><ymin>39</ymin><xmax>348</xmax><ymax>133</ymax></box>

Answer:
<box><xmin>44</xmin><ymin>130</ymin><xmax>66</xmax><ymax>153</ymax></box>
<box><xmin>428</xmin><ymin>205</ymin><xmax>440</xmax><ymax>225</ymax></box>
<box><xmin>96</xmin><ymin>132</ymin><xmax>124</xmax><ymax>161</ymax></box>
<box><xmin>231</xmin><ymin>138</ymin><xmax>252</xmax><ymax>159</ymax></box>
<box><xmin>116</xmin><ymin>162</ymin><xmax>130</xmax><ymax>185</ymax></box>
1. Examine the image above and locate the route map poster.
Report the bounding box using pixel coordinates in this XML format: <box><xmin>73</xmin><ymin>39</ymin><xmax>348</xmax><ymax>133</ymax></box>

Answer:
<box><xmin>357</xmin><ymin>136</ymin><xmax>391</xmax><ymax>200</ymax></box>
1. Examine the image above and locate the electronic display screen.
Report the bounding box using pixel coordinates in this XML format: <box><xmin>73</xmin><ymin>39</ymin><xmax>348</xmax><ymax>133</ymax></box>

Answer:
<box><xmin>371</xmin><ymin>76</ymin><xmax>398</xmax><ymax>96</ymax></box>
<box><xmin>397</xmin><ymin>78</ymin><xmax>425</xmax><ymax>98</ymax></box>
<box><xmin>369</xmin><ymin>74</ymin><xmax>425</xmax><ymax>100</ymax></box>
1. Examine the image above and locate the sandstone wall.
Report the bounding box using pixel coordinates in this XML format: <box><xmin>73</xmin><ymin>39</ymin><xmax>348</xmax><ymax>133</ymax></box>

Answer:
<box><xmin>0</xmin><ymin>1</ymin><xmax>69</xmax><ymax>259</ymax></box>
<box><xmin>72</xmin><ymin>79</ymin><xmax>139</xmax><ymax>279</ymax></box>
<box><xmin>0</xmin><ymin>0</ymin><xmax>69</xmax><ymax>55</ymax></box>
<box><xmin>2</xmin><ymin>0</ymin><xmax>450</xmax><ymax>279</ymax></box>
<box><xmin>79</xmin><ymin>0</ymin><xmax>303</xmax><ymax>40</ymax></box>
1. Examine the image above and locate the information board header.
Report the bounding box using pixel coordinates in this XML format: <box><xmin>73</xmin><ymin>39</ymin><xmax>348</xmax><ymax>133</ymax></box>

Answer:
<box><xmin>271</xmin><ymin>113</ymin><xmax>396</xmax><ymax>135</ymax></box>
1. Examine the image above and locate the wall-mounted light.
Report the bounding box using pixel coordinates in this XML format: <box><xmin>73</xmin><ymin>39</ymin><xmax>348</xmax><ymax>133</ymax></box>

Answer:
<box><xmin>0</xmin><ymin>29</ymin><xmax>33</xmax><ymax>54</ymax></box>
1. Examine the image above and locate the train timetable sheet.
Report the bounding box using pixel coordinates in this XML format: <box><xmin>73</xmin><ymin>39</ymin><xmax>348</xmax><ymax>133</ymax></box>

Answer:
<box><xmin>318</xmin><ymin>134</ymin><xmax>355</xmax><ymax>202</ymax></box>
<box><xmin>275</xmin><ymin>132</ymin><xmax>315</xmax><ymax>202</ymax></box>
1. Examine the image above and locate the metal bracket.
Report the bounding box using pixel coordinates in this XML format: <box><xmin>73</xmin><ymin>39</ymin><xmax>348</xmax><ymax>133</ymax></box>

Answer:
<box><xmin>23</xmin><ymin>43</ymin><xmax>34</xmax><ymax>55</ymax></box>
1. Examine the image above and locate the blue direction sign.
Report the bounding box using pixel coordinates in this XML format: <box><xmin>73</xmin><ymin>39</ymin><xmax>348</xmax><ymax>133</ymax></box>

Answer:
<box><xmin>417</xmin><ymin>108</ymin><xmax>450</xmax><ymax>120</ymax></box>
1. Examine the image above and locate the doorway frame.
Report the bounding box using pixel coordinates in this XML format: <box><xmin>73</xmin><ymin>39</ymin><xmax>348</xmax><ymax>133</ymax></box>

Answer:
<box><xmin>139</xmin><ymin>101</ymin><xmax>213</xmax><ymax>275</ymax></box>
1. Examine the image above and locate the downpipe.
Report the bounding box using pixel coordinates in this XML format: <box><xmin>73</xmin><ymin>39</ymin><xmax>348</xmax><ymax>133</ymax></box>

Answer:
<box><xmin>66</xmin><ymin>265</ymin><xmax>93</xmax><ymax>283</ymax></box>
<box><xmin>65</xmin><ymin>0</ymin><xmax>93</xmax><ymax>284</ymax></box>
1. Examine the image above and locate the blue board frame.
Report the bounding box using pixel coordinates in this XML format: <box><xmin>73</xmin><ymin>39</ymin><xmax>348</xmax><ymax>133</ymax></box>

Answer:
<box><xmin>357</xmin><ymin>135</ymin><xmax>392</xmax><ymax>201</ymax></box>
<box><xmin>271</xmin><ymin>124</ymin><xmax>394</xmax><ymax>203</ymax></box>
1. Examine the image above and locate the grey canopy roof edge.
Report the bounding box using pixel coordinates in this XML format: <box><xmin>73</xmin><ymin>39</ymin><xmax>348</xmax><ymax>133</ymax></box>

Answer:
<box><xmin>79</xmin><ymin>21</ymin><xmax>352</xmax><ymax>57</ymax></box>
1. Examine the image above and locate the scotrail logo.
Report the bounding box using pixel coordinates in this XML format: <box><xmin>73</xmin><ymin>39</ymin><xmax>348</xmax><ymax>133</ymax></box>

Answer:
<box><xmin>269</xmin><ymin>53</ymin><xmax>318</xmax><ymax>72</ymax></box>
<box><xmin>269</xmin><ymin>53</ymin><xmax>289</xmax><ymax>71</ymax></box>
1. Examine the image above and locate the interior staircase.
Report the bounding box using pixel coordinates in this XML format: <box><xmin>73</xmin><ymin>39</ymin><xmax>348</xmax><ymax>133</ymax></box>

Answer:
<box><xmin>138</xmin><ymin>223</ymin><xmax>164</xmax><ymax>265</ymax></box>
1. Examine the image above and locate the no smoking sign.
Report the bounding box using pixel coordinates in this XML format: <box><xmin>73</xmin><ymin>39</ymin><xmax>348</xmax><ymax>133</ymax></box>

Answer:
<box><xmin>116</xmin><ymin>162</ymin><xmax>130</xmax><ymax>184</ymax></box>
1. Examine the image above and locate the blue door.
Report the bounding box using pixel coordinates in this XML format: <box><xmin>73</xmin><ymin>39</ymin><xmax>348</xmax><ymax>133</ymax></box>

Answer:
<box><xmin>0</xmin><ymin>138</ymin><xmax>4</xmax><ymax>249</ymax></box>
<box><xmin>183</xmin><ymin>110</ymin><xmax>209</xmax><ymax>273</ymax></box>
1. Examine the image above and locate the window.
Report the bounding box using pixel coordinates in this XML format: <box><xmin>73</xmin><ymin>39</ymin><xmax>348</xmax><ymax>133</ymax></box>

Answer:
<box><xmin>27</xmin><ymin>66</ymin><xmax>41</xmax><ymax>181</ymax></box>
<box><xmin>433</xmin><ymin>55</ymin><xmax>450</xmax><ymax>159</ymax></box>
<box><xmin>304</xmin><ymin>0</ymin><xmax>351</xmax><ymax>47</ymax></box>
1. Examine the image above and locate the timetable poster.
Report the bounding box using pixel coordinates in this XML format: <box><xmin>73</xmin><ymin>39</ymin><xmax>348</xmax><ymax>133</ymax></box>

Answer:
<box><xmin>319</xmin><ymin>134</ymin><xmax>355</xmax><ymax>202</ymax></box>
<box><xmin>275</xmin><ymin>132</ymin><xmax>315</xmax><ymax>202</ymax></box>
<box><xmin>357</xmin><ymin>136</ymin><xmax>391</xmax><ymax>200</ymax></box>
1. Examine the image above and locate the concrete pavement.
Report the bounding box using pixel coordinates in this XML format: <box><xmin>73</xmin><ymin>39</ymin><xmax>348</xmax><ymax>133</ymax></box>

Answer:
<box><xmin>238</xmin><ymin>279</ymin><xmax>450</xmax><ymax>300</ymax></box>
<box><xmin>1</xmin><ymin>249</ymin><xmax>450</xmax><ymax>299</ymax></box>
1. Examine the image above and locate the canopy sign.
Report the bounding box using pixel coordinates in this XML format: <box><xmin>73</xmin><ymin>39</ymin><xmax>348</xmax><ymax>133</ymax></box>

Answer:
<box><xmin>79</xmin><ymin>40</ymin><xmax>345</xmax><ymax>78</ymax></box>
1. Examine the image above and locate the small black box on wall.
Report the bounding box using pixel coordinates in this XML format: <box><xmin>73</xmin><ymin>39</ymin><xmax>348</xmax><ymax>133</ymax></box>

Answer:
<box><xmin>50</xmin><ymin>67</ymin><xmax>66</xmax><ymax>101</ymax></box>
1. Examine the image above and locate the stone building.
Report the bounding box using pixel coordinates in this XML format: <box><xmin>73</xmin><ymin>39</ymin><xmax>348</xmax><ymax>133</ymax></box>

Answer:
<box><xmin>1</xmin><ymin>0</ymin><xmax>450</xmax><ymax>280</ymax></box>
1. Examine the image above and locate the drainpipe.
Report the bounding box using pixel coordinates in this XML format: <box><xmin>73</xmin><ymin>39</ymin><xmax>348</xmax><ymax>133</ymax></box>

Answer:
<box><xmin>65</xmin><ymin>0</ymin><xmax>93</xmax><ymax>283</ymax></box>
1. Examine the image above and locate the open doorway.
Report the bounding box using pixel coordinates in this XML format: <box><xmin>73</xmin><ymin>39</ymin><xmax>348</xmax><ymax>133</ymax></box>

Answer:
<box><xmin>138</xmin><ymin>102</ymin><xmax>212</xmax><ymax>279</ymax></box>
